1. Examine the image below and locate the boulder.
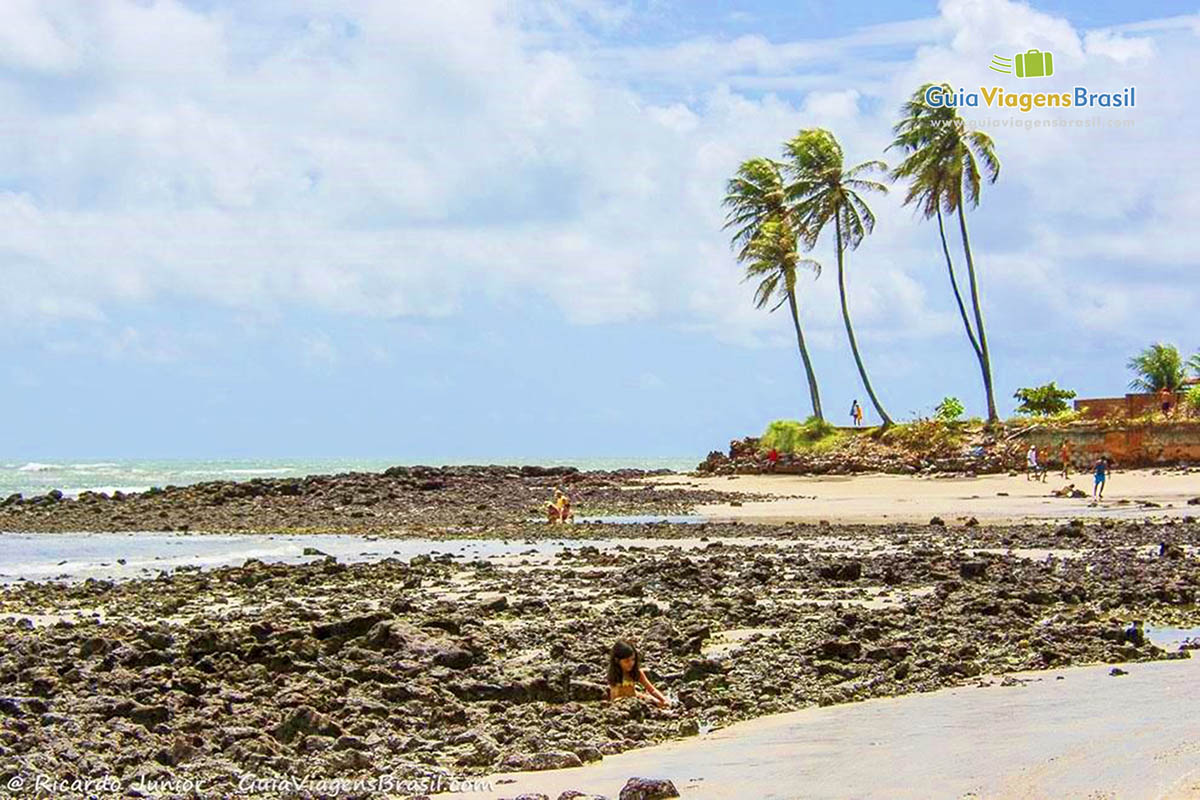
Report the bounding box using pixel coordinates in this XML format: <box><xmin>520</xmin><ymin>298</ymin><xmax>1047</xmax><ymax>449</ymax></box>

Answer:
<box><xmin>619</xmin><ymin>778</ymin><xmax>680</xmax><ymax>800</ymax></box>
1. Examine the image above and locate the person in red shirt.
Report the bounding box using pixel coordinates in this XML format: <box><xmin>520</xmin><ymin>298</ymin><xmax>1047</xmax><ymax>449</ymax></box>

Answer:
<box><xmin>766</xmin><ymin>447</ymin><xmax>779</xmax><ymax>472</ymax></box>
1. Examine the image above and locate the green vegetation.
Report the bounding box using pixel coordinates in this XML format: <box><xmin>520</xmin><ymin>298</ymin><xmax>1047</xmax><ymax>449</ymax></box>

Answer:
<box><xmin>1182</xmin><ymin>386</ymin><xmax>1200</xmax><ymax>417</ymax></box>
<box><xmin>890</xmin><ymin>84</ymin><xmax>1001</xmax><ymax>423</ymax></box>
<box><xmin>1006</xmin><ymin>408</ymin><xmax>1084</xmax><ymax>427</ymax></box>
<box><xmin>761</xmin><ymin>417</ymin><xmax>842</xmax><ymax>453</ymax></box>
<box><xmin>723</xmin><ymin>161</ymin><xmax>824</xmax><ymax>420</ymax></box>
<box><xmin>1013</xmin><ymin>382</ymin><xmax>1077</xmax><ymax>416</ymax></box>
<box><xmin>1128</xmin><ymin>343</ymin><xmax>1186</xmax><ymax>392</ymax></box>
<box><xmin>880</xmin><ymin>418</ymin><xmax>965</xmax><ymax>458</ymax></box>
<box><xmin>934</xmin><ymin>396</ymin><xmax>965</xmax><ymax>422</ymax></box>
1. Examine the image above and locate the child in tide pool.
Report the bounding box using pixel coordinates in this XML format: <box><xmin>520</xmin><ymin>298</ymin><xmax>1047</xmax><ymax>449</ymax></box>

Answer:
<box><xmin>608</xmin><ymin>640</ymin><xmax>668</xmax><ymax>707</ymax></box>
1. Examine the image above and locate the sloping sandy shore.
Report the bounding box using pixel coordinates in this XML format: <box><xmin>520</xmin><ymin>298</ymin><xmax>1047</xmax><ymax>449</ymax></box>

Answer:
<box><xmin>447</xmin><ymin>653</ymin><xmax>1200</xmax><ymax>800</ymax></box>
<box><xmin>652</xmin><ymin>469</ymin><xmax>1200</xmax><ymax>525</ymax></box>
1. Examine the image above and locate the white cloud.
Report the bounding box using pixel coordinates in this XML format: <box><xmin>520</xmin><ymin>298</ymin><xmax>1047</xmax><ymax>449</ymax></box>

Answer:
<box><xmin>0</xmin><ymin>0</ymin><xmax>1195</xmax><ymax>371</ymax></box>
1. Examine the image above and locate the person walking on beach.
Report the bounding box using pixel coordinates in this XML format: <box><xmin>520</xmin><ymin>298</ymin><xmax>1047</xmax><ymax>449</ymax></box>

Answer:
<box><xmin>1026</xmin><ymin>445</ymin><xmax>1046</xmax><ymax>482</ymax></box>
<box><xmin>1059</xmin><ymin>440</ymin><xmax>1072</xmax><ymax>479</ymax></box>
<box><xmin>850</xmin><ymin>400</ymin><xmax>863</xmax><ymax>427</ymax></box>
<box><xmin>608</xmin><ymin>640</ymin><xmax>669</xmax><ymax>707</ymax></box>
<box><xmin>1093</xmin><ymin>456</ymin><xmax>1109</xmax><ymax>501</ymax></box>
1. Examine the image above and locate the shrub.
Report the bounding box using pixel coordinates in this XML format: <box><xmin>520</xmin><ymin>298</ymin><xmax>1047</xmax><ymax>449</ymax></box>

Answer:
<box><xmin>1183</xmin><ymin>386</ymin><xmax>1200</xmax><ymax>417</ymax></box>
<box><xmin>934</xmin><ymin>396</ymin><xmax>965</xmax><ymax>422</ymax></box>
<box><xmin>1013</xmin><ymin>382</ymin><xmax>1076</xmax><ymax>416</ymax></box>
<box><xmin>881</xmin><ymin>419</ymin><xmax>963</xmax><ymax>458</ymax></box>
<box><xmin>761</xmin><ymin>416</ymin><xmax>838</xmax><ymax>453</ymax></box>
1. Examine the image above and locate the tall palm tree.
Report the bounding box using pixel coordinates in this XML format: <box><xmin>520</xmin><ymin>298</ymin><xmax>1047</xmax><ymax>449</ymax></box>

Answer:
<box><xmin>1128</xmin><ymin>343</ymin><xmax>1185</xmax><ymax>392</ymax></box>
<box><xmin>890</xmin><ymin>84</ymin><xmax>1001</xmax><ymax>423</ymax></box>
<box><xmin>723</xmin><ymin>158</ymin><xmax>824</xmax><ymax>420</ymax></box>
<box><xmin>783</xmin><ymin>128</ymin><xmax>893</xmax><ymax>428</ymax></box>
<box><xmin>1189</xmin><ymin>351</ymin><xmax>1200</xmax><ymax>378</ymax></box>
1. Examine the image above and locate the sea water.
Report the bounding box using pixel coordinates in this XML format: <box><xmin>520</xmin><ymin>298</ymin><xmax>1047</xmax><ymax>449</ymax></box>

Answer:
<box><xmin>0</xmin><ymin>457</ymin><xmax>697</xmax><ymax>499</ymax></box>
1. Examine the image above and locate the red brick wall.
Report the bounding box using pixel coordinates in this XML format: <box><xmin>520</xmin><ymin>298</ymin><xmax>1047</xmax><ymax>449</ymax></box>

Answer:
<box><xmin>1075</xmin><ymin>392</ymin><xmax>1182</xmax><ymax>420</ymax></box>
<box><xmin>1023</xmin><ymin>422</ymin><xmax>1200</xmax><ymax>467</ymax></box>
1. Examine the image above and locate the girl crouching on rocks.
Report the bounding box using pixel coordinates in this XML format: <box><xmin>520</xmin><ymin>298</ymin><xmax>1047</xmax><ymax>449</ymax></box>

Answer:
<box><xmin>608</xmin><ymin>640</ymin><xmax>668</xmax><ymax>707</ymax></box>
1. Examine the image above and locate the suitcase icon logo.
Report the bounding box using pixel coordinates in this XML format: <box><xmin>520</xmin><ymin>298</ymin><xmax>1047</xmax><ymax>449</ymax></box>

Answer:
<box><xmin>989</xmin><ymin>49</ymin><xmax>1054</xmax><ymax>78</ymax></box>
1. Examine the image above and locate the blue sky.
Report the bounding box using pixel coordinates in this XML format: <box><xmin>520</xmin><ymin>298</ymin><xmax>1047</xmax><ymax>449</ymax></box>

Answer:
<box><xmin>1</xmin><ymin>0</ymin><xmax>1197</xmax><ymax>460</ymax></box>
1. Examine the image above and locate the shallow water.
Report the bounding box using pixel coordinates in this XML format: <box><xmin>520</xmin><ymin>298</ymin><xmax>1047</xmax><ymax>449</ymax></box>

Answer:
<box><xmin>0</xmin><ymin>531</ymin><xmax>774</xmax><ymax>584</ymax></box>
<box><xmin>557</xmin><ymin>515</ymin><xmax>707</xmax><ymax>524</ymax></box>
<box><xmin>1144</xmin><ymin>625</ymin><xmax>1200</xmax><ymax>649</ymax></box>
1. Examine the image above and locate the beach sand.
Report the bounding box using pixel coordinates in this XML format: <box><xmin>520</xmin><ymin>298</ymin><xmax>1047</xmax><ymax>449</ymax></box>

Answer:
<box><xmin>443</xmin><ymin>653</ymin><xmax>1200</xmax><ymax>800</ymax></box>
<box><xmin>650</xmin><ymin>468</ymin><xmax>1199</xmax><ymax>525</ymax></box>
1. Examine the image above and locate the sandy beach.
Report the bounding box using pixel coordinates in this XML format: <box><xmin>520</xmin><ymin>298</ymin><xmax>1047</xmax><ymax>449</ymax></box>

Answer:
<box><xmin>443</xmin><ymin>651</ymin><xmax>1200</xmax><ymax>800</ymax></box>
<box><xmin>652</xmin><ymin>468</ymin><xmax>1200</xmax><ymax>525</ymax></box>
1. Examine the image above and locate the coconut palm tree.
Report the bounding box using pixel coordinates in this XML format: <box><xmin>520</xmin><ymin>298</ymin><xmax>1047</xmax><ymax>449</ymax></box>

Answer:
<box><xmin>1128</xmin><ymin>343</ymin><xmax>1185</xmax><ymax>392</ymax></box>
<box><xmin>723</xmin><ymin>158</ymin><xmax>824</xmax><ymax>420</ymax></box>
<box><xmin>890</xmin><ymin>84</ymin><xmax>1001</xmax><ymax>423</ymax></box>
<box><xmin>1189</xmin><ymin>351</ymin><xmax>1200</xmax><ymax>378</ymax></box>
<box><xmin>782</xmin><ymin>128</ymin><xmax>893</xmax><ymax>428</ymax></box>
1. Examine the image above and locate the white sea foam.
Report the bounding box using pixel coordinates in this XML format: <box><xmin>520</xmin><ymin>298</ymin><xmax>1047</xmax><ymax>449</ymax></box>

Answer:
<box><xmin>63</xmin><ymin>486</ymin><xmax>153</xmax><ymax>498</ymax></box>
<box><xmin>69</xmin><ymin>463</ymin><xmax>121</xmax><ymax>470</ymax></box>
<box><xmin>180</xmin><ymin>467</ymin><xmax>295</xmax><ymax>476</ymax></box>
<box><xmin>17</xmin><ymin>462</ymin><xmax>61</xmax><ymax>472</ymax></box>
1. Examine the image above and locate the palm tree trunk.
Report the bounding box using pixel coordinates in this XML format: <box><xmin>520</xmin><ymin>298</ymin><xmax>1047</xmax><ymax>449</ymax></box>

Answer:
<box><xmin>937</xmin><ymin>208</ymin><xmax>982</xmax><ymax>359</ymax></box>
<box><xmin>786</xmin><ymin>288</ymin><xmax>823</xmax><ymax>420</ymax></box>
<box><xmin>835</xmin><ymin>216</ymin><xmax>892</xmax><ymax>427</ymax></box>
<box><xmin>956</xmin><ymin>204</ymin><xmax>998</xmax><ymax>423</ymax></box>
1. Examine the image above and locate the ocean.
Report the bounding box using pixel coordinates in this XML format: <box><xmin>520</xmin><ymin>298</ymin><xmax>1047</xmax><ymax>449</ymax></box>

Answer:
<box><xmin>0</xmin><ymin>457</ymin><xmax>700</xmax><ymax>499</ymax></box>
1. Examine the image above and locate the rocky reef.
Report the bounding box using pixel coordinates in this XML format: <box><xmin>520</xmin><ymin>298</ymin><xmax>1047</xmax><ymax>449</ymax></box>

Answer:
<box><xmin>2</xmin><ymin>518</ymin><xmax>1197</xmax><ymax>798</ymax></box>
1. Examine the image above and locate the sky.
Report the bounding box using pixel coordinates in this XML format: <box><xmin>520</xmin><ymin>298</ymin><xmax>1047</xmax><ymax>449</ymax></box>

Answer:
<box><xmin>1</xmin><ymin>0</ymin><xmax>1197</xmax><ymax>460</ymax></box>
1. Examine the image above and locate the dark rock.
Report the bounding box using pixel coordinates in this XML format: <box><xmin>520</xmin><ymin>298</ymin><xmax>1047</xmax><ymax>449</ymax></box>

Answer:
<box><xmin>959</xmin><ymin>561</ymin><xmax>987</xmax><ymax>579</ymax></box>
<box><xmin>819</xmin><ymin>640</ymin><xmax>862</xmax><ymax>662</ymax></box>
<box><xmin>502</xmin><ymin>751</ymin><xmax>583</xmax><ymax>772</ymax></box>
<box><xmin>312</xmin><ymin>612</ymin><xmax>390</xmax><ymax>641</ymax></box>
<box><xmin>273</xmin><ymin>705</ymin><xmax>341</xmax><ymax>744</ymax></box>
<box><xmin>683</xmin><ymin>658</ymin><xmax>724</xmax><ymax>681</ymax></box>
<box><xmin>618</xmin><ymin>777</ymin><xmax>680</xmax><ymax>800</ymax></box>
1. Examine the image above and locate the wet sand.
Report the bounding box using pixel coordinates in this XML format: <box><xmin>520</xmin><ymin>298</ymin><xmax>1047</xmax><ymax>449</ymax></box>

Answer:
<box><xmin>449</xmin><ymin>654</ymin><xmax>1200</xmax><ymax>800</ymax></box>
<box><xmin>652</xmin><ymin>469</ymin><xmax>1200</xmax><ymax>525</ymax></box>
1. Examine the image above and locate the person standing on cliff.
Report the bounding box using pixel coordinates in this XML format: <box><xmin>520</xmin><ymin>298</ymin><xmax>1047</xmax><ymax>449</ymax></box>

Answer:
<box><xmin>850</xmin><ymin>400</ymin><xmax>863</xmax><ymax>427</ymax></box>
<box><xmin>1159</xmin><ymin>386</ymin><xmax>1173</xmax><ymax>418</ymax></box>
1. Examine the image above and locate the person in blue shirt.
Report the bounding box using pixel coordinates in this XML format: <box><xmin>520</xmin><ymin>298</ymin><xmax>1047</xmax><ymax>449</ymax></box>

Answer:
<box><xmin>1093</xmin><ymin>456</ymin><xmax>1109</xmax><ymax>500</ymax></box>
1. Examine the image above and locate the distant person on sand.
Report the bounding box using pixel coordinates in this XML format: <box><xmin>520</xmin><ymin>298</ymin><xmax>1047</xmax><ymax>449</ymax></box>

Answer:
<box><xmin>850</xmin><ymin>400</ymin><xmax>863</xmax><ymax>427</ymax></box>
<box><xmin>1026</xmin><ymin>445</ymin><xmax>1046</xmax><ymax>482</ymax></box>
<box><xmin>1059</xmin><ymin>440</ymin><xmax>1071</xmax><ymax>479</ymax></box>
<box><xmin>766</xmin><ymin>447</ymin><xmax>779</xmax><ymax>472</ymax></box>
<box><xmin>608</xmin><ymin>640</ymin><xmax>668</xmax><ymax>707</ymax></box>
<box><xmin>1093</xmin><ymin>456</ymin><xmax>1109</xmax><ymax>500</ymax></box>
